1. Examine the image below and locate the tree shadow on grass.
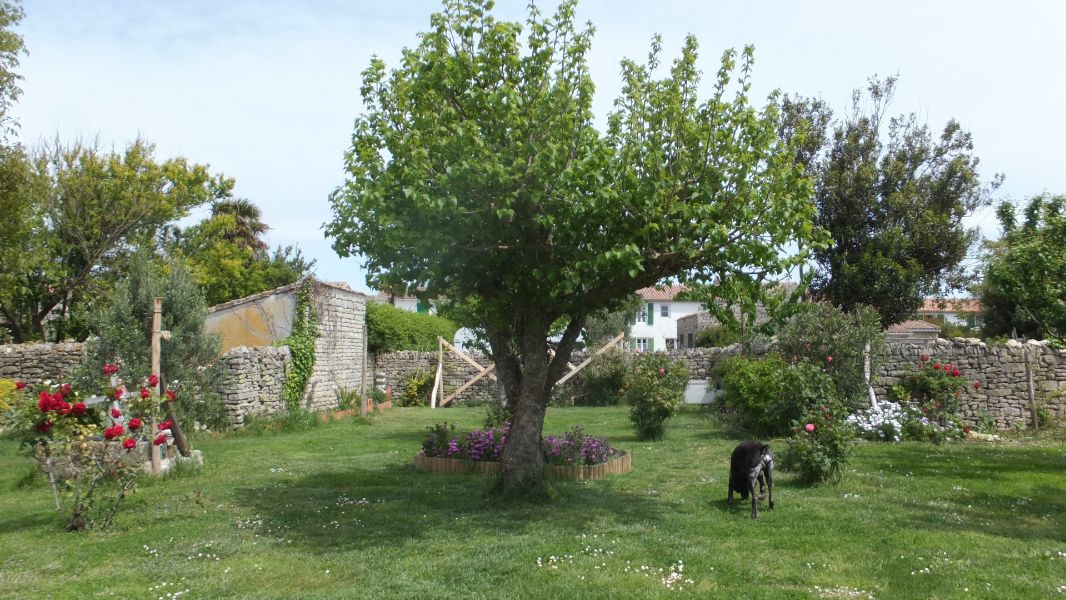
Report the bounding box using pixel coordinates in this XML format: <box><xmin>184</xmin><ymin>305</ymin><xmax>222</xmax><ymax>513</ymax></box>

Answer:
<box><xmin>233</xmin><ymin>463</ymin><xmax>674</xmax><ymax>555</ymax></box>
<box><xmin>0</xmin><ymin>512</ymin><xmax>56</xmax><ymax>534</ymax></box>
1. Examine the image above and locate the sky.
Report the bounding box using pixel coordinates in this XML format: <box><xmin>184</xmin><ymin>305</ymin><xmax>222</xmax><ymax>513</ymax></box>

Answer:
<box><xmin>13</xmin><ymin>0</ymin><xmax>1066</xmax><ymax>293</ymax></box>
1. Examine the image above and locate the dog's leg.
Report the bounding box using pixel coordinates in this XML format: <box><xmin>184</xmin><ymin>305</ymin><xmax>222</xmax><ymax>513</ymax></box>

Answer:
<box><xmin>727</xmin><ymin>485</ymin><xmax>734</xmax><ymax>506</ymax></box>
<box><xmin>756</xmin><ymin>471</ymin><xmax>767</xmax><ymax>500</ymax></box>
<box><xmin>765</xmin><ymin>464</ymin><xmax>775</xmax><ymax>510</ymax></box>
<box><xmin>749</xmin><ymin>477</ymin><xmax>758</xmax><ymax>519</ymax></box>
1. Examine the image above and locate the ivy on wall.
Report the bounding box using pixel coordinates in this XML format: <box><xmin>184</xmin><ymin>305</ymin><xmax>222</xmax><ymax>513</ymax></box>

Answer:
<box><xmin>276</xmin><ymin>280</ymin><xmax>318</xmax><ymax>410</ymax></box>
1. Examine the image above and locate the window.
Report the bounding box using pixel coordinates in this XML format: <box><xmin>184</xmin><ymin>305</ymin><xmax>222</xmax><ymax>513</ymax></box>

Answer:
<box><xmin>665</xmin><ymin>338</ymin><xmax>676</xmax><ymax>350</ymax></box>
<box><xmin>687</xmin><ymin>333</ymin><xmax>693</xmax><ymax>348</ymax></box>
<box><xmin>660</xmin><ymin>304</ymin><xmax>670</xmax><ymax>318</ymax></box>
<box><xmin>635</xmin><ymin>338</ymin><xmax>649</xmax><ymax>352</ymax></box>
<box><xmin>636</xmin><ymin>307</ymin><xmax>648</xmax><ymax>323</ymax></box>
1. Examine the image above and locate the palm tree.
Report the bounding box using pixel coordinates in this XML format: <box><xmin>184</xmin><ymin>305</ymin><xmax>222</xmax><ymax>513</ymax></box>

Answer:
<box><xmin>211</xmin><ymin>198</ymin><xmax>269</xmax><ymax>259</ymax></box>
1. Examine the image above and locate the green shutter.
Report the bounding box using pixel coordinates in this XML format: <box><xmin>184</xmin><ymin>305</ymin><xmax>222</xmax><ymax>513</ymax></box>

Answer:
<box><xmin>649</xmin><ymin>338</ymin><xmax>655</xmax><ymax>352</ymax></box>
<box><xmin>647</xmin><ymin>303</ymin><xmax>654</xmax><ymax>325</ymax></box>
<box><xmin>416</xmin><ymin>300</ymin><xmax>428</xmax><ymax>313</ymax></box>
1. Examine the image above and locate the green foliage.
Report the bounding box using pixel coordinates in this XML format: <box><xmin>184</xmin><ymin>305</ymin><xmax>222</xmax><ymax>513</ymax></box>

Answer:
<box><xmin>783</xmin><ymin>77</ymin><xmax>998</xmax><ymax>326</ymax></box>
<box><xmin>782</xmin><ymin>401</ymin><xmax>855</xmax><ymax>484</ymax></box>
<box><xmin>366</xmin><ymin>302</ymin><xmax>458</xmax><ymax>353</ymax></box>
<box><xmin>715</xmin><ymin>354</ymin><xmax>837</xmax><ymax>437</ymax></box>
<box><xmin>776</xmin><ymin>302</ymin><xmax>885</xmax><ymax>408</ymax></box>
<box><xmin>569</xmin><ymin>349</ymin><xmax>629</xmax><ymax>407</ymax></box>
<box><xmin>0</xmin><ymin>0</ymin><xmax>23</xmax><ymax>140</ymax></box>
<box><xmin>624</xmin><ymin>353</ymin><xmax>689</xmax><ymax>440</ymax></box>
<box><xmin>0</xmin><ymin>139</ymin><xmax>231</xmax><ymax>342</ymax></box>
<box><xmin>325</xmin><ymin>0</ymin><xmax>826</xmax><ymax>488</ymax></box>
<box><xmin>170</xmin><ymin>200</ymin><xmax>314</xmax><ymax>307</ymax></box>
<box><xmin>895</xmin><ymin>357</ymin><xmax>970</xmax><ymax>430</ymax></box>
<box><xmin>483</xmin><ymin>398</ymin><xmax>511</xmax><ymax>429</ymax></box>
<box><xmin>277</xmin><ymin>280</ymin><xmax>317</xmax><ymax>411</ymax></box>
<box><xmin>76</xmin><ymin>250</ymin><xmax>225</xmax><ymax>430</ymax></box>
<box><xmin>693</xmin><ymin>325</ymin><xmax>743</xmax><ymax>348</ymax></box>
<box><xmin>582</xmin><ymin>296</ymin><xmax>642</xmax><ymax>349</ymax></box>
<box><xmin>240</xmin><ymin>409</ymin><xmax>322</xmax><ymax>436</ymax></box>
<box><xmin>400</xmin><ymin>370</ymin><xmax>435</xmax><ymax>407</ymax></box>
<box><xmin>334</xmin><ymin>388</ymin><xmax>360</xmax><ymax>411</ymax></box>
<box><xmin>980</xmin><ymin>194</ymin><xmax>1066</xmax><ymax>345</ymax></box>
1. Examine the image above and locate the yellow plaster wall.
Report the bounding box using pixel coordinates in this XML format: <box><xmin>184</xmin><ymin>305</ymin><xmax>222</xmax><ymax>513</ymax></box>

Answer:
<box><xmin>205</xmin><ymin>293</ymin><xmax>296</xmax><ymax>353</ymax></box>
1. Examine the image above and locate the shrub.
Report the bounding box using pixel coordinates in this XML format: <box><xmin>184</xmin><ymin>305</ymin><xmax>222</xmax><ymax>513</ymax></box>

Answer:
<box><xmin>693</xmin><ymin>325</ymin><xmax>743</xmax><ymax>348</ymax></box>
<box><xmin>334</xmin><ymin>387</ymin><xmax>360</xmax><ymax>411</ymax></box>
<box><xmin>570</xmin><ymin>349</ymin><xmax>628</xmax><ymax>406</ymax></box>
<box><xmin>541</xmin><ymin>426</ymin><xmax>614</xmax><ymax>466</ymax></box>
<box><xmin>896</xmin><ymin>356</ymin><xmax>970</xmax><ymax>428</ymax></box>
<box><xmin>366</xmin><ymin>302</ymin><xmax>458</xmax><ymax>352</ymax></box>
<box><xmin>781</xmin><ymin>401</ymin><xmax>855</xmax><ymax>484</ymax></box>
<box><xmin>400</xmin><ymin>370</ymin><xmax>435</xmax><ymax>407</ymax></box>
<box><xmin>241</xmin><ymin>409</ymin><xmax>321</xmax><ymax>435</ymax></box>
<box><xmin>715</xmin><ymin>354</ymin><xmax>837</xmax><ymax>437</ymax></box>
<box><xmin>776</xmin><ymin>302</ymin><xmax>884</xmax><ymax>409</ymax></box>
<box><xmin>419</xmin><ymin>422</ymin><xmax>616</xmax><ymax>466</ymax></box>
<box><xmin>623</xmin><ymin>353</ymin><xmax>689</xmax><ymax>441</ymax></box>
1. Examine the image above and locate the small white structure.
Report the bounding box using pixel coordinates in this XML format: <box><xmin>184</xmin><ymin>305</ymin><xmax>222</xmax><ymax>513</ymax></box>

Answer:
<box><xmin>627</xmin><ymin>285</ymin><xmax>704</xmax><ymax>352</ymax></box>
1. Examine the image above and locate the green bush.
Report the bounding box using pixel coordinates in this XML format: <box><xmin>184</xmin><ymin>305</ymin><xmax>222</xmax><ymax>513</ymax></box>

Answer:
<box><xmin>776</xmin><ymin>302</ymin><xmax>884</xmax><ymax>409</ymax></box>
<box><xmin>400</xmin><ymin>370</ymin><xmax>435</xmax><ymax>407</ymax></box>
<box><xmin>623</xmin><ymin>353</ymin><xmax>689</xmax><ymax>440</ymax></box>
<box><xmin>715</xmin><ymin>354</ymin><xmax>837</xmax><ymax>437</ymax></box>
<box><xmin>781</xmin><ymin>400</ymin><xmax>855</xmax><ymax>483</ymax></box>
<box><xmin>366</xmin><ymin>302</ymin><xmax>458</xmax><ymax>352</ymax></box>
<box><xmin>571</xmin><ymin>349</ymin><xmax>629</xmax><ymax>406</ymax></box>
<box><xmin>693</xmin><ymin>325</ymin><xmax>743</xmax><ymax>348</ymax></box>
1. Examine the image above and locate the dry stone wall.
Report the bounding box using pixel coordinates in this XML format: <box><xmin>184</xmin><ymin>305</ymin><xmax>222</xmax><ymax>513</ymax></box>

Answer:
<box><xmin>373</xmin><ymin>350</ymin><xmax>499</xmax><ymax>405</ymax></box>
<box><xmin>302</xmin><ymin>283</ymin><xmax>368</xmax><ymax>412</ymax></box>
<box><xmin>0</xmin><ymin>342</ymin><xmax>86</xmax><ymax>384</ymax></box>
<box><xmin>217</xmin><ymin>345</ymin><xmax>291</xmax><ymax>426</ymax></box>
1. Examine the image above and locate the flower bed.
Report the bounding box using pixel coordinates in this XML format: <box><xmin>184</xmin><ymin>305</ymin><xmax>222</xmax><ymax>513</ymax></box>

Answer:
<box><xmin>413</xmin><ymin>449</ymin><xmax>631</xmax><ymax>480</ymax></box>
<box><xmin>414</xmin><ymin>423</ymin><xmax>631</xmax><ymax>480</ymax></box>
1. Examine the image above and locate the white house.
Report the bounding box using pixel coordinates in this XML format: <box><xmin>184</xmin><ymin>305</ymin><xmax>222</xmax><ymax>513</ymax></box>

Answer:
<box><xmin>916</xmin><ymin>298</ymin><xmax>982</xmax><ymax>329</ymax></box>
<box><xmin>627</xmin><ymin>285</ymin><xmax>704</xmax><ymax>352</ymax></box>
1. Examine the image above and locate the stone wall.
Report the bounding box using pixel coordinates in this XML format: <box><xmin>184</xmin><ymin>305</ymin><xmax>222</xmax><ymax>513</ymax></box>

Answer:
<box><xmin>373</xmin><ymin>350</ymin><xmax>500</xmax><ymax>405</ymax></box>
<box><xmin>876</xmin><ymin>338</ymin><xmax>1066</xmax><ymax>428</ymax></box>
<box><xmin>0</xmin><ymin>342</ymin><xmax>86</xmax><ymax>383</ymax></box>
<box><xmin>217</xmin><ymin>345</ymin><xmax>292</xmax><ymax>426</ymax></box>
<box><xmin>302</xmin><ymin>282</ymin><xmax>368</xmax><ymax>411</ymax></box>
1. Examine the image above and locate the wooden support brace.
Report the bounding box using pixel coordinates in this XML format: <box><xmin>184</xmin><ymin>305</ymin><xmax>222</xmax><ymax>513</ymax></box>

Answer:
<box><xmin>554</xmin><ymin>332</ymin><xmax>626</xmax><ymax>387</ymax></box>
<box><xmin>442</xmin><ymin>364</ymin><xmax>496</xmax><ymax>406</ymax></box>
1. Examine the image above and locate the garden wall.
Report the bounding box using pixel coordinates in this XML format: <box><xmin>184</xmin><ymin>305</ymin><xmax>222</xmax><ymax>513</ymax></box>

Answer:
<box><xmin>302</xmin><ymin>283</ymin><xmax>368</xmax><ymax>412</ymax></box>
<box><xmin>217</xmin><ymin>345</ymin><xmax>292</xmax><ymax>426</ymax></box>
<box><xmin>0</xmin><ymin>342</ymin><xmax>85</xmax><ymax>383</ymax></box>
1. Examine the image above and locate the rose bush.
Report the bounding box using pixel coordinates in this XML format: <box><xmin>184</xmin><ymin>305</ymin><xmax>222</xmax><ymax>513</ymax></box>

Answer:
<box><xmin>623</xmin><ymin>353</ymin><xmax>689</xmax><ymax>441</ymax></box>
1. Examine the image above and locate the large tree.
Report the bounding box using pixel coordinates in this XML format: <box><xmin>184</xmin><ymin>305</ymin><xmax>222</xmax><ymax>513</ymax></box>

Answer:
<box><xmin>782</xmin><ymin>77</ymin><xmax>999</xmax><ymax>325</ymax></box>
<box><xmin>0</xmin><ymin>139</ymin><xmax>231</xmax><ymax>342</ymax></box>
<box><xmin>979</xmin><ymin>195</ymin><xmax>1066</xmax><ymax>344</ymax></box>
<box><xmin>327</xmin><ymin>0</ymin><xmax>823</xmax><ymax>493</ymax></box>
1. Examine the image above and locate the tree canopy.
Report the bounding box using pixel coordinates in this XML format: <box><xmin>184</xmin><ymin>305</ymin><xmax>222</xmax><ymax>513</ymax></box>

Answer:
<box><xmin>782</xmin><ymin>77</ymin><xmax>999</xmax><ymax>326</ymax></box>
<box><xmin>327</xmin><ymin>0</ymin><xmax>825</xmax><ymax>491</ymax></box>
<box><xmin>980</xmin><ymin>194</ymin><xmax>1066</xmax><ymax>344</ymax></box>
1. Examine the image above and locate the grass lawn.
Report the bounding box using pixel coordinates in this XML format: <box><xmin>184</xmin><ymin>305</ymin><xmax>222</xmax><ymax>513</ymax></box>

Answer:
<box><xmin>1</xmin><ymin>406</ymin><xmax>1064</xmax><ymax>599</ymax></box>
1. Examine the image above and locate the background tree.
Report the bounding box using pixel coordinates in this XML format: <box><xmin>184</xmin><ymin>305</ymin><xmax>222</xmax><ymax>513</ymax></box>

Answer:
<box><xmin>327</xmin><ymin>0</ymin><xmax>825</xmax><ymax>493</ymax></box>
<box><xmin>0</xmin><ymin>139</ymin><xmax>231</xmax><ymax>342</ymax></box>
<box><xmin>782</xmin><ymin>77</ymin><xmax>999</xmax><ymax>325</ymax></box>
<box><xmin>582</xmin><ymin>295</ymin><xmax>642</xmax><ymax>349</ymax></box>
<box><xmin>172</xmin><ymin>200</ymin><xmax>315</xmax><ymax>306</ymax></box>
<box><xmin>0</xmin><ymin>0</ymin><xmax>23</xmax><ymax>140</ymax></box>
<box><xmin>75</xmin><ymin>249</ymin><xmax>227</xmax><ymax>429</ymax></box>
<box><xmin>979</xmin><ymin>195</ymin><xmax>1066</xmax><ymax>344</ymax></box>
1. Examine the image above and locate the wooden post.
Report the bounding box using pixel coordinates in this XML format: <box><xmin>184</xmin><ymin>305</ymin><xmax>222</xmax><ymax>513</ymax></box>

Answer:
<box><xmin>1025</xmin><ymin>344</ymin><xmax>1039</xmax><ymax>429</ymax></box>
<box><xmin>360</xmin><ymin>317</ymin><xmax>369</xmax><ymax>417</ymax></box>
<box><xmin>149</xmin><ymin>297</ymin><xmax>162</xmax><ymax>476</ymax></box>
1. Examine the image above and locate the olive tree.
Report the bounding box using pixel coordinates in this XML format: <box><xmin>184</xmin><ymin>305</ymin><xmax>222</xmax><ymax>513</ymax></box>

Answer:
<box><xmin>327</xmin><ymin>0</ymin><xmax>825</xmax><ymax>493</ymax></box>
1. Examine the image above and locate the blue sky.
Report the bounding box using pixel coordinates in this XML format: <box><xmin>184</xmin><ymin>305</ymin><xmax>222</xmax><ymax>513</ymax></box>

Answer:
<box><xmin>14</xmin><ymin>1</ymin><xmax>1066</xmax><ymax>292</ymax></box>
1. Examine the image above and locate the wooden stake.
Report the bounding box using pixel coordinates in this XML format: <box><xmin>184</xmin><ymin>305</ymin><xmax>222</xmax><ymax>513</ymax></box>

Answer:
<box><xmin>360</xmin><ymin>316</ymin><xmax>369</xmax><ymax>417</ymax></box>
<box><xmin>149</xmin><ymin>297</ymin><xmax>162</xmax><ymax>476</ymax></box>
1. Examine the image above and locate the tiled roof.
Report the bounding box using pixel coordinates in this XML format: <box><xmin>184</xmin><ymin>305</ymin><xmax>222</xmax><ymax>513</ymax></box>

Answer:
<box><xmin>886</xmin><ymin>319</ymin><xmax>942</xmax><ymax>333</ymax></box>
<box><xmin>636</xmin><ymin>284</ymin><xmax>689</xmax><ymax>301</ymax></box>
<box><xmin>207</xmin><ymin>279</ymin><xmax>363</xmax><ymax>313</ymax></box>
<box><xmin>918</xmin><ymin>298</ymin><xmax>982</xmax><ymax>313</ymax></box>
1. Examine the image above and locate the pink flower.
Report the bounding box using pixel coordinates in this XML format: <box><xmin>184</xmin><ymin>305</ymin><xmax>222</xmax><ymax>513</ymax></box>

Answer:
<box><xmin>148</xmin><ymin>374</ymin><xmax>159</xmax><ymax>387</ymax></box>
<box><xmin>804</xmin><ymin>423</ymin><xmax>816</xmax><ymax>433</ymax></box>
<box><xmin>826</xmin><ymin>355</ymin><xmax>833</xmax><ymax>363</ymax></box>
<box><xmin>657</xmin><ymin>367</ymin><xmax>666</xmax><ymax>375</ymax></box>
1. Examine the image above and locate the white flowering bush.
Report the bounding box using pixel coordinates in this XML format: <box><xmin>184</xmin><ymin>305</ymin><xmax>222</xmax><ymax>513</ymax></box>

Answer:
<box><xmin>847</xmin><ymin>402</ymin><xmax>905</xmax><ymax>442</ymax></box>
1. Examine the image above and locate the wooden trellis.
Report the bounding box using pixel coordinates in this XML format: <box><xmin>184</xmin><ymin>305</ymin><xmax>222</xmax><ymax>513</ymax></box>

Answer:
<box><xmin>430</xmin><ymin>332</ymin><xmax>626</xmax><ymax>407</ymax></box>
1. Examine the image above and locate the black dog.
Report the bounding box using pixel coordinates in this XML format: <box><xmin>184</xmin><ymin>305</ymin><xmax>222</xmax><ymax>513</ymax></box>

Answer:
<box><xmin>727</xmin><ymin>441</ymin><xmax>775</xmax><ymax>519</ymax></box>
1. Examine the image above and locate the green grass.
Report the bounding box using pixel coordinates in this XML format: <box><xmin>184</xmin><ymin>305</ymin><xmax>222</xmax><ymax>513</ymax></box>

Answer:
<box><xmin>1</xmin><ymin>407</ymin><xmax>1064</xmax><ymax>599</ymax></box>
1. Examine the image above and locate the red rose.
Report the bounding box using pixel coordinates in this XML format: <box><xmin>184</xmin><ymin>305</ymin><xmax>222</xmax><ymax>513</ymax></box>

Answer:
<box><xmin>148</xmin><ymin>374</ymin><xmax>159</xmax><ymax>387</ymax></box>
<box><xmin>153</xmin><ymin>434</ymin><xmax>167</xmax><ymax>446</ymax></box>
<box><xmin>15</xmin><ymin>380</ymin><xmax>26</xmax><ymax>390</ymax></box>
<box><xmin>920</xmin><ymin>354</ymin><xmax>929</xmax><ymax>362</ymax></box>
<box><xmin>104</xmin><ymin>425</ymin><xmax>124</xmax><ymax>440</ymax></box>
<box><xmin>140</xmin><ymin>387</ymin><xmax>151</xmax><ymax>399</ymax></box>
<box><xmin>103</xmin><ymin>363</ymin><xmax>119</xmax><ymax>375</ymax></box>
<box><xmin>72</xmin><ymin>402</ymin><xmax>87</xmax><ymax>416</ymax></box>
<box><xmin>963</xmin><ymin>426</ymin><xmax>972</xmax><ymax>434</ymax></box>
<box><xmin>952</xmin><ymin>369</ymin><xmax>961</xmax><ymax>377</ymax></box>
<box><xmin>128</xmin><ymin>418</ymin><xmax>142</xmax><ymax>431</ymax></box>
<box><xmin>158</xmin><ymin>419</ymin><xmax>174</xmax><ymax>431</ymax></box>
<box><xmin>51</xmin><ymin>392</ymin><xmax>64</xmax><ymax>405</ymax></box>
<box><xmin>36</xmin><ymin>420</ymin><xmax>53</xmax><ymax>434</ymax></box>
<box><xmin>974</xmin><ymin>381</ymin><xmax>982</xmax><ymax>390</ymax></box>
<box><xmin>113</xmin><ymin>387</ymin><xmax>124</xmax><ymax>400</ymax></box>
<box><xmin>165</xmin><ymin>390</ymin><xmax>176</xmax><ymax>402</ymax></box>
<box><xmin>57</xmin><ymin>401</ymin><xmax>72</xmax><ymax>416</ymax></box>
<box><xmin>60</xmin><ymin>383</ymin><xmax>72</xmax><ymax>397</ymax></box>
<box><xmin>122</xmin><ymin>438</ymin><xmax>137</xmax><ymax>451</ymax></box>
<box><xmin>933</xmin><ymin>363</ymin><xmax>941</xmax><ymax>370</ymax></box>
<box><xmin>38</xmin><ymin>392</ymin><xmax>53</xmax><ymax>412</ymax></box>
<box><xmin>111</xmin><ymin>407</ymin><xmax>122</xmax><ymax>418</ymax></box>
